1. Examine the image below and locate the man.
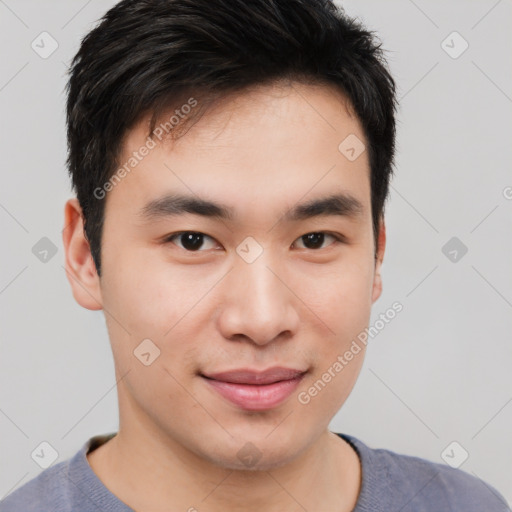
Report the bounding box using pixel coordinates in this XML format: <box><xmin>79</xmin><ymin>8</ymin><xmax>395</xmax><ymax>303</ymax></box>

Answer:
<box><xmin>1</xmin><ymin>0</ymin><xmax>509</xmax><ymax>511</ymax></box>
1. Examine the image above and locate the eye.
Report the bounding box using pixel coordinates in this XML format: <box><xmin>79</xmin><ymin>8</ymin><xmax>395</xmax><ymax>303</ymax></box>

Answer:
<box><xmin>293</xmin><ymin>232</ymin><xmax>344</xmax><ymax>250</ymax></box>
<box><xmin>163</xmin><ymin>230</ymin><xmax>345</xmax><ymax>253</ymax></box>
<box><xmin>164</xmin><ymin>231</ymin><xmax>218</xmax><ymax>252</ymax></box>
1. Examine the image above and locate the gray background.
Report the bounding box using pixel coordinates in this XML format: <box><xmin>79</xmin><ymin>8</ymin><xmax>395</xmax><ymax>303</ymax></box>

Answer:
<box><xmin>1</xmin><ymin>0</ymin><xmax>511</xmax><ymax>506</ymax></box>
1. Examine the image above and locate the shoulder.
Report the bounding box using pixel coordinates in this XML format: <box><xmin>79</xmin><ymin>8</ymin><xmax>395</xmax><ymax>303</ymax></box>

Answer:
<box><xmin>339</xmin><ymin>433</ymin><xmax>510</xmax><ymax>512</ymax></box>
<box><xmin>0</xmin><ymin>458</ymin><xmax>73</xmax><ymax>512</ymax></box>
<box><xmin>0</xmin><ymin>434</ymin><xmax>116</xmax><ymax>512</ymax></box>
<box><xmin>375</xmin><ymin>446</ymin><xmax>509</xmax><ymax>511</ymax></box>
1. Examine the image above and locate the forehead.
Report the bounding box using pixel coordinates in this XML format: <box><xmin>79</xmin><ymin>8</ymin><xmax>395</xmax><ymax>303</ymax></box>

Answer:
<box><xmin>106</xmin><ymin>82</ymin><xmax>370</xmax><ymax>224</ymax></box>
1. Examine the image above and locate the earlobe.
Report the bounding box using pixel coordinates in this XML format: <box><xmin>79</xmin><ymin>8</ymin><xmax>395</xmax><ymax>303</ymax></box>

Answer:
<box><xmin>371</xmin><ymin>219</ymin><xmax>386</xmax><ymax>304</ymax></box>
<box><xmin>62</xmin><ymin>198</ymin><xmax>103</xmax><ymax>311</ymax></box>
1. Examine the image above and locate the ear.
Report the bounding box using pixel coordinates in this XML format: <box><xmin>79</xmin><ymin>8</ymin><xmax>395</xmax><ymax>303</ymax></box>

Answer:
<box><xmin>62</xmin><ymin>198</ymin><xmax>103</xmax><ymax>310</ymax></box>
<box><xmin>371</xmin><ymin>218</ymin><xmax>386</xmax><ymax>304</ymax></box>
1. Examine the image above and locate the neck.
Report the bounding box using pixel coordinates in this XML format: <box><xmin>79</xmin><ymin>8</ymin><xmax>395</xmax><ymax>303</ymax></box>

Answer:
<box><xmin>87</xmin><ymin>398</ymin><xmax>361</xmax><ymax>512</ymax></box>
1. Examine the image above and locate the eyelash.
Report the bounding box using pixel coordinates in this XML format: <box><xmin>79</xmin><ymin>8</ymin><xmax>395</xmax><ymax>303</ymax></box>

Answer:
<box><xmin>162</xmin><ymin>231</ymin><xmax>346</xmax><ymax>252</ymax></box>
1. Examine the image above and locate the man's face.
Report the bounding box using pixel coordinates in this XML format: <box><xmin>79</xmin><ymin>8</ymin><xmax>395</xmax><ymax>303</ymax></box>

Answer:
<box><xmin>69</xmin><ymin>82</ymin><xmax>384</xmax><ymax>470</ymax></box>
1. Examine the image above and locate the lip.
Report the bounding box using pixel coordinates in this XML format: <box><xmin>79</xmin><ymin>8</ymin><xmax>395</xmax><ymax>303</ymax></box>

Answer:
<box><xmin>201</xmin><ymin>367</ymin><xmax>307</xmax><ymax>411</ymax></box>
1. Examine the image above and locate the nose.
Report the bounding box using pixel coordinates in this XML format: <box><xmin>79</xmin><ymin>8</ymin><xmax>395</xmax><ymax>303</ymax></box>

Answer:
<box><xmin>216</xmin><ymin>253</ymin><xmax>300</xmax><ymax>346</ymax></box>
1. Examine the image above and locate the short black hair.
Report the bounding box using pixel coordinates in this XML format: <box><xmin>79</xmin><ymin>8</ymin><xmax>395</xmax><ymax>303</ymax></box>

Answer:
<box><xmin>65</xmin><ymin>0</ymin><xmax>398</xmax><ymax>276</ymax></box>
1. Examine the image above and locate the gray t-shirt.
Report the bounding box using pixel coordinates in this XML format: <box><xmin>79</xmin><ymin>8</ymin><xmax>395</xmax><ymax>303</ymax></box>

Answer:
<box><xmin>1</xmin><ymin>432</ymin><xmax>509</xmax><ymax>511</ymax></box>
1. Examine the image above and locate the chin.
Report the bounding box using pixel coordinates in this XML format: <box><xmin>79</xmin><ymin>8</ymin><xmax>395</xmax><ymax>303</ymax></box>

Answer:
<box><xmin>198</xmin><ymin>433</ymin><xmax>306</xmax><ymax>472</ymax></box>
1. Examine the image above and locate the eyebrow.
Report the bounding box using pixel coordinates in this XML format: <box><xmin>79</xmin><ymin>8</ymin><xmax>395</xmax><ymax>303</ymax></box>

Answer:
<box><xmin>138</xmin><ymin>192</ymin><xmax>364</xmax><ymax>224</ymax></box>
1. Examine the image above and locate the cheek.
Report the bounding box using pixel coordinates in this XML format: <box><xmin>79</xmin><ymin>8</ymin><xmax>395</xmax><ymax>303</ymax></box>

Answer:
<box><xmin>101</xmin><ymin>247</ymin><xmax>205</xmax><ymax>336</ymax></box>
<box><xmin>301</xmin><ymin>256</ymin><xmax>375</xmax><ymax>340</ymax></box>
<box><xmin>100</xmin><ymin>247</ymin><xmax>216</xmax><ymax>378</ymax></box>
<box><xmin>294</xmin><ymin>264</ymin><xmax>372</xmax><ymax>415</ymax></box>
<box><xmin>100</xmin><ymin>260</ymin><xmax>202</xmax><ymax>420</ymax></box>
<box><xmin>295</xmin><ymin>346</ymin><xmax>365</xmax><ymax>428</ymax></box>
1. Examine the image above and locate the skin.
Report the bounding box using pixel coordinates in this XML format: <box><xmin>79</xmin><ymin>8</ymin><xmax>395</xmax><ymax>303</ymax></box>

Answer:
<box><xmin>62</xmin><ymin>80</ymin><xmax>386</xmax><ymax>512</ymax></box>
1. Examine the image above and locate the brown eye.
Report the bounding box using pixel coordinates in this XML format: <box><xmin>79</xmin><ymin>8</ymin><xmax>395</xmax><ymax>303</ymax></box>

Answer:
<box><xmin>294</xmin><ymin>232</ymin><xmax>342</xmax><ymax>250</ymax></box>
<box><xmin>165</xmin><ymin>232</ymin><xmax>217</xmax><ymax>251</ymax></box>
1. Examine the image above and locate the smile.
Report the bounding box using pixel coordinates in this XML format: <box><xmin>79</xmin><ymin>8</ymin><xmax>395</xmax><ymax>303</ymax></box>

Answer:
<box><xmin>201</xmin><ymin>367</ymin><xmax>307</xmax><ymax>411</ymax></box>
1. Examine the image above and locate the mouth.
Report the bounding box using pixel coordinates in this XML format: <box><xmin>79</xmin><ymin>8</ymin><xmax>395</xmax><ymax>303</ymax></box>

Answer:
<box><xmin>200</xmin><ymin>367</ymin><xmax>307</xmax><ymax>411</ymax></box>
